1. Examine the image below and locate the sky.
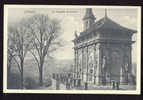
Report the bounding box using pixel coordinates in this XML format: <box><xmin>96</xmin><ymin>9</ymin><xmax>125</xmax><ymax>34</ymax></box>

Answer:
<box><xmin>7</xmin><ymin>7</ymin><xmax>139</xmax><ymax>62</ymax></box>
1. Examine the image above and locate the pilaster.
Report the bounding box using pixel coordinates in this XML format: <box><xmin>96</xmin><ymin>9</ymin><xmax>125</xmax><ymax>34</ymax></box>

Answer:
<box><xmin>82</xmin><ymin>47</ymin><xmax>84</xmax><ymax>81</ymax></box>
<box><xmin>96</xmin><ymin>43</ymin><xmax>103</xmax><ymax>85</ymax></box>
<box><xmin>86</xmin><ymin>46</ymin><xmax>89</xmax><ymax>82</ymax></box>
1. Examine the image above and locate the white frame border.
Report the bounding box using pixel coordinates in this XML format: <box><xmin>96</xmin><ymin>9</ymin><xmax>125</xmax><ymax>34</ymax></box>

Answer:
<box><xmin>3</xmin><ymin>5</ymin><xmax>141</xmax><ymax>94</ymax></box>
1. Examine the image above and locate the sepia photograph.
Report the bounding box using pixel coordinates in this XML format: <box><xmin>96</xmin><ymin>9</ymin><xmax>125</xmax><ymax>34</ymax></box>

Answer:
<box><xmin>3</xmin><ymin>5</ymin><xmax>141</xmax><ymax>94</ymax></box>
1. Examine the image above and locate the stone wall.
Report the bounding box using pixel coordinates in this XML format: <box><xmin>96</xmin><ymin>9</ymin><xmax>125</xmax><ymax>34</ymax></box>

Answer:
<box><xmin>73</xmin><ymin>42</ymin><xmax>132</xmax><ymax>85</ymax></box>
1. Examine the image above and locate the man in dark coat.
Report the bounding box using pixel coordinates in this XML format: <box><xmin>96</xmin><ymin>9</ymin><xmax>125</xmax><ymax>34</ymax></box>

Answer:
<box><xmin>56</xmin><ymin>74</ymin><xmax>60</xmax><ymax>90</ymax></box>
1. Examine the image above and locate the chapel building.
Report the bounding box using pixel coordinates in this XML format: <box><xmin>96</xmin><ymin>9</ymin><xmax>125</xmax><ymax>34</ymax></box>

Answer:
<box><xmin>73</xmin><ymin>8</ymin><xmax>136</xmax><ymax>85</ymax></box>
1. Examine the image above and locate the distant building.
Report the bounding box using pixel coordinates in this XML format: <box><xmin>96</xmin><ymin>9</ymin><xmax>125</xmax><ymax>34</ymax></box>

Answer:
<box><xmin>73</xmin><ymin>8</ymin><xmax>136</xmax><ymax>85</ymax></box>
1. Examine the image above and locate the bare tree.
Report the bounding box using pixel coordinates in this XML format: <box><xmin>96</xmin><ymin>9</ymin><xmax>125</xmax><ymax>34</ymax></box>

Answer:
<box><xmin>7</xmin><ymin>49</ymin><xmax>14</xmax><ymax>76</ymax></box>
<box><xmin>8</xmin><ymin>19</ymin><xmax>33</xmax><ymax>89</ymax></box>
<box><xmin>28</xmin><ymin>14</ymin><xmax>63</xmax><ymax>86</ymax></box>
<box><xmin>7</xmin><ymin>25</ymin><xmax>17</xmax><ymax>76</ymax></box>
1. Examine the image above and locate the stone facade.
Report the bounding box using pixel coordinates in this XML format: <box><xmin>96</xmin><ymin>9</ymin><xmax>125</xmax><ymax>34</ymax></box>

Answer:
<box><xmin>73</xmin><ymin>8</ymin><xmax>136</xmax><ymax>86</ymax></box>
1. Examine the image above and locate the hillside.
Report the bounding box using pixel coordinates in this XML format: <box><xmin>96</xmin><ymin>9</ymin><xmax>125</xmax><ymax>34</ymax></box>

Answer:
<box><xmin>10</xmin><ymin>58</ymin><xmax>74</xmax><ymax>80</ymax></box>
<box><xmin>10</xmin><ymin>58</ymin><xmax>136</xmax><ymax>83</ymax></box>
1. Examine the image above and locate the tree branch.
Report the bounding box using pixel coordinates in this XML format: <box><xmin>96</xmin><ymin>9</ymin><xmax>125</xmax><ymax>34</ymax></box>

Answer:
<box><xmin>30</xmin><ymin>26</ymin><xmax>41</xmax><ymax>45</ymax></box>
<box><xmin>13</xmin><ymin>57</ymin><xmax>21</xmax><ymax>73</ymax></box>
<box><xmin>24</xmin><ymin>39</ymin><xmax>34</xmax><ymax>57</ymax></box>
<box><xmin>33</xmin><ymin>39</ymin><xmax>41</xmax><ymax>58</ymax></box>
<box><xmin>43</xmin><ymin>35</ymin><xmax>53</xmax><ymax>58</ymax></box>
<box><xmin>29</xmin><ymin>50</ymin><xmax>40</xmax><ymax>69</ymax></box>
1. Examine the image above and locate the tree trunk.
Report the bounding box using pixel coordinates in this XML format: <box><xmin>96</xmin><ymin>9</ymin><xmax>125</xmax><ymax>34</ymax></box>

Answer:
<box><xmin>20</xmin><ymin>58</ymin><xmax>24</xmax><ymax>89</ymax></box>
<box><xmin>7</xmin><ymin>59</ymin><xmax>12</xmax><ymax>77</ymax></box>
<box><xmin>7</xmin><ymin>63</ymin><xmax>11</xmax><ymax>88</ymax></box>
<box><xmin>39</xmin><ymin>60</ymin><xmax>44</xmax><ymax>86</ymax></box>
<box><xmin>39</xmin><ymin>67</ymin><xmax>43</xmax><ymax>86</ymax></box>
<box><xmin>7</xmin><ymin>65</ymin><xmax>11</xmax><ymax>77</ymax></box>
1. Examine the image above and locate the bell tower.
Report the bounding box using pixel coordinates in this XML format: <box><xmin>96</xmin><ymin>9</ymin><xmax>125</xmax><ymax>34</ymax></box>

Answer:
<box><xmin>83</xmin><ymin>8</ymin><xmax>96</xmax><ymax>30</ymax></box>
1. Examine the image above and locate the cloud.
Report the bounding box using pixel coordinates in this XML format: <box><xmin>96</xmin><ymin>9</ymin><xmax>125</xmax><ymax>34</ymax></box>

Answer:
<box><xmin>60</xmin><ymin>16</ymin><xmax>81</xmax><ymax>41</ymax></box>
<box><xmin>119</xmin><ymin>16</ymin><xmax>137</xmax><ymax>29</ymax></box>
<box><xmin>53</xmin><ymin>16</ymin><xmax>78</xmax><ymax>60</ymax></box>
<box><xmin>8</xmin><ymin>8</ymin><xmax>138</xmax><ymax>61</ymax></box>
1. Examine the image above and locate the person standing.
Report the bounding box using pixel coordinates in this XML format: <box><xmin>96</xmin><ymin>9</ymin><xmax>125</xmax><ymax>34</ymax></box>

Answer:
<box><xmin>56</xmin><ymin>74</ymin><xmax>60</xmax><ymax>90</ymax></box>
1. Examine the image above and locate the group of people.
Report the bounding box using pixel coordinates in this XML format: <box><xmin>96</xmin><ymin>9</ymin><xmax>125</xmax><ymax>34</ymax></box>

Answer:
<box><xmin>52</xmin><ymin>73</ymin><xmax>83</xmax><ymax>90</ymax></box>
<box><xmin>52</xmin><ymin>73</ymin><xmax>73</xmax><ymax>90</ymax></box>
<box><xmin>52</xmin><ymin>73</ymin><xmax>121</xmax><ymax>90</ymax></box>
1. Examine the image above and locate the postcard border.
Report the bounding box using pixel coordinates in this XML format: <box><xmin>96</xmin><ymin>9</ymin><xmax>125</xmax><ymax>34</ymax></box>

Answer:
<box><xmin>3</xmin><ymin>5</ymin><xmax>141</xmax><ymax>94</ymax></box>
